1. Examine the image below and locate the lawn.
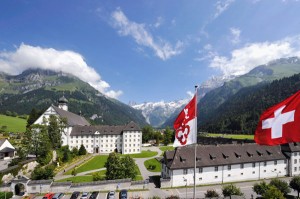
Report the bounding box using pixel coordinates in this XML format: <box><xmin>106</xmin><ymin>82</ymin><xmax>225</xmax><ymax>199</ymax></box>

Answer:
<box><xmin>125</xmin><ymin>150</ymin><xmax>158</xmax><ymax>158</ymax></box>
<box><xmin>59</xmin><ymin>165</ymin><xmax>142</xmax><ymax>183</ymax></box>
<box><xmin>64</xmin><ymin>155</ymin><xmax>108</xmax><ymax>175</ymax></box>
<box><xmin>159</xmin><ymin>146</ymin><xmax>174</xmax><ymax>152</ymax></box>
<box><xmin>144</xmin><ymin>158</ymin><xmax>161</xmax><ymax>172</ymax></box>
<box><xmin>57</xmin><ymin>175</ymin><xmax>93</xmax><ymax>183</ymax></box>
<box><xmin>0</xmin><ymin>114</ymin><xmax>27</xmax><ymax>132</ymax></box>
<box><xmin>207</xmin><ymin>133</ymin><xmax>254</xmax><ymax>140</ymax></box>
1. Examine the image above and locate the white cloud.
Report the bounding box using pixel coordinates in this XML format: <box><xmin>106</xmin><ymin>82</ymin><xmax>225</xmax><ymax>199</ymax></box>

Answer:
<box><xmin>209</xmin><ymin>36</ymin><xmax>300</xmax><ymax>76</ymax></box>
<box><xmin>186</xmin><ymin>91</ymin><xmax>194</xmax><ymax>98</ymax></box>
<box><xmin>111</xmin><ymin>8</ymin><xmax>183</xmax><ymax>60</ymax></box>
<box><xmin>195</xmin><ymin>44</ymin><xmax>218</xmax><ymax>62</ymax></box>
<box><xmin>153</xmin><ymin>17</ymin><xmax>163</xmax><ymax>28</ymax></box>
<box><xmin>230</xmin><ymin>27</ymin><xmax>241</xmax><ymax>44</ymax></box>
<box><xmin>214</xmin><ymin>0</ymin><xmax>235</xmax><ymax>19</ymax></box>
<box><xmin>0</xmin><ymin>43</ymin><xmax>123</xmax><ymax>99</ymax></box>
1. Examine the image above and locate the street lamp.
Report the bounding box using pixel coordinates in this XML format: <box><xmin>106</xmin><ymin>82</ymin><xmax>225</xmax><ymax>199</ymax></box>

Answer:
<box><xmin>183</xmin><ymin>177</ymin><xmax>187</xmax><ymax>199</ymax></box>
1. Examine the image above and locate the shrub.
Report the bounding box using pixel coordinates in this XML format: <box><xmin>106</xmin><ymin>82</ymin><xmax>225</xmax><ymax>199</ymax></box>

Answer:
<box><xmin>71</xmin><ymin>168</ymin><xmax>77</xmax><ymax>176</ymax></box>
<box><xmin>165</xmin><ymin>196</ymin><xmax>180</xmax><ymax>199</ymax></box>
<box><xmin>0</xmin><ymin>192</ymin><xmax>13</xmax><ymax>199</ymax></box>
<box><xmin>92</xmin><ymin>172</ymin><xmax>104</xmax><ymax>181</ymax></box>
<box><xmin>205</xmin><ymin>189</ymin><xmax>219</xmax><ymax>198</ymax></box>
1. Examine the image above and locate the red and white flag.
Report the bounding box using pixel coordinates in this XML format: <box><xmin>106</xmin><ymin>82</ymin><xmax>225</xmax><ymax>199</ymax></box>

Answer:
<box><xmin>255</xmin><ymin>90</ymin><xmax>300</xmax><ymax>145</ymax></box>
<box><xmin>173</xmin><ymin>94</ymin><xmax>197</xmax><ymax>147</ymax></box>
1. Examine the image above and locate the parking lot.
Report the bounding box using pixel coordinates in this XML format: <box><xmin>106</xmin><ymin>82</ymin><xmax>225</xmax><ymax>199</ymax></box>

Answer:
<box><xmin>12</xmin><ymin>190</ymin><xmax>148</xmax><ymax>199</ymax></box>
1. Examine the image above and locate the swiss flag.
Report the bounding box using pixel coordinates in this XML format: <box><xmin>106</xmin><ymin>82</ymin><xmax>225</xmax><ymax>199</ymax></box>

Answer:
<box><xmin>255</xmin><ymin>90</ymin><xmax>300</xmax><ymax>145</ymax></box>
<box><xmin>173</xmin><ymin>95</ymin><xmax>197</xmax><ymax>147</ymax></box>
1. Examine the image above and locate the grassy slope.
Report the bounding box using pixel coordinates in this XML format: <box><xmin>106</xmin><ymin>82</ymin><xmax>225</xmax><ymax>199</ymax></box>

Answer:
<box><xmin>0</xmin><ymin>114</ymin><xmax>26</xmax><ymax>132</ymax></box>
<box><xmin>207</xmin><ymin>133</ymin><xmax>254</xmax><ymax>140</ymax></box>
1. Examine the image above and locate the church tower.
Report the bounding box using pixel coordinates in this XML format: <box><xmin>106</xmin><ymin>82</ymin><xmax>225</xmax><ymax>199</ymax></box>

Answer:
<box><xmin>58</xmin><ymin>95</ymin><xmax>68</xmax><ymax>111</ymax></box>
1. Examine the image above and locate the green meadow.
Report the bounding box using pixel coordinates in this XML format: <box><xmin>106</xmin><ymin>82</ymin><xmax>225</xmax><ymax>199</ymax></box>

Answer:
<box><xmin>206</xmin><ymin>133</ymin><xmax>254</xmax><ymax>140</ymax></box>
<box><xmin>0</xmin><ymin>114</ymin><xmax>27</xmax><ymax>133</ymax></box>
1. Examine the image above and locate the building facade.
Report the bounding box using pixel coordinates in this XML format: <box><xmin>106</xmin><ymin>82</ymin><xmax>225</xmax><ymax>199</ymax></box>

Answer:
<box><xmin>34</xmin><ymin>96</ymin><xmax>142</xmax><ymax>154</ymax></box>
<box><xmin>0</xmin><ymin>139</ymin><xmax>16</xmax><ymax>159</ymax></box>
<box><xmin>161</xmin><ymin>143</ymin><xmax>295</xmax><ymax>187</ymax></box>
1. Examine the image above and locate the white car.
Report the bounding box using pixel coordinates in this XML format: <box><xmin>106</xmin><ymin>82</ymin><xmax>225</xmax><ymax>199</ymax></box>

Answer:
<box><xmin>80</xmin><ymin>192</ymin><xmax>89</xmax><ymax>199</ymax></box>
<box><xmin>107</xmin><ymin>191</ymin><xmax>115</xmax><ymax>199</ymax></box>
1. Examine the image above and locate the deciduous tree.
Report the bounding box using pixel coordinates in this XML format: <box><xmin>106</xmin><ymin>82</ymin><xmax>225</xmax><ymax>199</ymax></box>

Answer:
<box><xmin>290</xmin><ymin>176</ymin><xmax>300</xmax><ymax>198</ymax></box>
<box><xmin>269</xmin><ymin>178</ymin><xmax>291</xmax><ymax>196</ymax></box>
<box><xmin>222</xmin><ymin>184</ymin><xmax>243</xmax><ymax>198</ymax></box>
<box><xmin>263</xmin><ymin>185</ymin><xmax>285</xmax><ymax>199</ymax></box>
<box><xmin>253</xmin><ymin>181</ymin><xmax>269</xmax><ymax>196</ymax></box>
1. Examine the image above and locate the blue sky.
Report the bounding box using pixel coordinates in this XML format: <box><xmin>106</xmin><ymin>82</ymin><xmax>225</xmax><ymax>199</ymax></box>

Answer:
<box><xmin>1</xmin><ymin>0</ymin><xmax>300</xmax><ymax>104</ymax></box>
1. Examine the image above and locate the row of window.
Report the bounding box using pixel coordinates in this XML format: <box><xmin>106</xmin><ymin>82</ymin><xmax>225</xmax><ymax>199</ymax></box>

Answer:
<box><xmin>184</xmin><ymin>160</ymin><xmax>283</xmax><ymax>174</ymax></box>
<box><xmin>294</xmin><ymin>152</ymin><xmax>300</xmax><ymax>156</ymax></box>
<box><xmin>202</xmin><ymin>170</ymin><xmax>274</xmax><ymax>180</ymax></box>
<box><xmin>294</xmin><ymin>159</ymin><xmax>300</xmax><ymax>164</ymax></box>
<box><xmin>97</xmin><ymin>148</ymin><xmax>140</xmax><ymax>153</ymax></box>
<box><xmin>70</xmin><ymin>139</ymin><xmax>140</xmax><ymax>143</ymax></box>
<box><xmin>192</xmin><ymin>168</ymin><xmax>285</xmax><ymax>178</ymax></box>
<box><xmin>124</xmin><ymin>134</ymin><xmax>141</xmax><ymax>138</ymax></box>
<box><xmin>70</xmin><ymin>143</ymin><xmax>140</xmax><ymax>148</ymax></box>
<box><xmin>72</xmin><ymin>134</ymin><xmax>141</xmax><ymax>138</ymax></box>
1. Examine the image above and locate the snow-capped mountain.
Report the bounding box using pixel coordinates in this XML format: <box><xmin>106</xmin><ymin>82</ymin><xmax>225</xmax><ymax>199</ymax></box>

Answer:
<box><xmin>132</xmin><ymin>99</ymin><xmax>189</xmax><ymax>127</ymax></box>
<box><xmin>132</xmin><ymin>75</ymin><xmax>233</xmax><ymax>127</ymax></box>
<box><xmin>198</xmin><ymin>75</ymin><xmax>235</xmax><ymax>97</ymax></box>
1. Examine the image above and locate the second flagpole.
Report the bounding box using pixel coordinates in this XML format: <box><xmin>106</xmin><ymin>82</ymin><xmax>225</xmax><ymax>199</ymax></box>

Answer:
<box><xmin>193</xmin><ymin>85</ymin><xmax>198</xmax><ymax>199</ymax></box>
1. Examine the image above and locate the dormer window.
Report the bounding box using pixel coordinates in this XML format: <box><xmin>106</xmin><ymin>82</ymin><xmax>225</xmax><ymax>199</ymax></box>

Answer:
<box><xmin>222</xmin><ymin>153</ymin><xmax>229</xmax><ymax>159</ymax></box>
<box><xmin>210</xmin><ymin>154</ymin><xmax>216</xmax><ymax>160</ymax></box>
<box><xmin>257</xmin><ymin>150</ymin><xmax>264</xmax><ymax>156</ymax></box>
<box><xmin>235</xmin><ymin>152</ymin><xmax>241</xmax><ymax>158</ymax></box>
<box><xmin>266</xmin><ymin>150</ymin><xmax>273</xmax><ymax>155</ymax></box>
<box><xmin>196</xmin><ymin>157</ymin><xmax>201</xmax><ymax>161</ymax></box>
<box><xmin>247</xmin><ymin>151</ymin><xmax>253</xmax><ymax>157</ymax></box>
<box><xmin>180</xmin><ymin>156</ymin><xmax>186</xmax><ymax>162</ymax></box>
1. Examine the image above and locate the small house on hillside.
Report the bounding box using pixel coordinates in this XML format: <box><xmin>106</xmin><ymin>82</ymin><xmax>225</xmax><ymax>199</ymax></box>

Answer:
<box><xmin>0</xmin><ymin>139</ymin><xmax>16</xmax><ymax>159</ymax></box>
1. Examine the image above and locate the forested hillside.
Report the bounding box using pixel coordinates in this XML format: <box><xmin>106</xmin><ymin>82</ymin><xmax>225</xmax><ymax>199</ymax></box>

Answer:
<box><xmin>0</xmin><ymin>69</ymin><xmax>147</xmax><ymax>126</ymax></box>
<box><xmin>199</xmin><ymin>73</ymin><xmax>300</xmax><ymax>134</ymax></box>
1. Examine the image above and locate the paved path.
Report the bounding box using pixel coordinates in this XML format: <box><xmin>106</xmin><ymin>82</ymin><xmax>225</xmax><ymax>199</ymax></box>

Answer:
<box><xmin>54</xmin><ymin>146</ymin><xmax>164</xmax><ymax>181</ymax></box>
<box><xmin>54</xmin><ymin>154</ymin><xmax>94</xmax><ymax>179</ymax></box>
<box><xmin>135</xmin><ymin>146</ymin><xmax>162</xmax><ymax>180</ymax></box>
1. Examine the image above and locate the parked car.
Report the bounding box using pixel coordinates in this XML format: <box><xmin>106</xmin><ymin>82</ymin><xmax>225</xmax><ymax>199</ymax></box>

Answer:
<box><xmin>70</xmin><ymin>191</ymin><xmax>80</xmax><ymax>199</ymax></box>
<box><xmin>107</xmin><ymin>191</ymin><xmax>115</xmax><ymax>199</ymax></box>
<box><xmin>119</xmin><ymin>189</ymin><xmax>127</xmax><ymax>199</ymax></box>
<box><xmin>81</xmin><ymin>192</ymin><xmax>89</xmax><ymax>199</ymax></box>
<box><xmin>89</xmin><ymin>191</ymin><xmax>99</xmax><ymax>199</ymax></box>
<box><xmin>52</xmin><ymin>193</ymin><xmax>64</xmax><ymax>199</ymax></box>
<box><xmin>42</xmin><ymin>193</ymin><xmax>54</xmax><ymax>199</ymax></box>
<box><xmin>23</xmin><ymin>194</ymin><xmax>36</xmax><ymax>199</ymax></box>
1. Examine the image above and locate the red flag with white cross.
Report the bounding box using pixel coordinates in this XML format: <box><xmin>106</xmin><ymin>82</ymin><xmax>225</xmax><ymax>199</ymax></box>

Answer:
<box><xmin>255</xmin><ymin>90</ymin><xmax>300</xmax><ymax>145</ymax></box>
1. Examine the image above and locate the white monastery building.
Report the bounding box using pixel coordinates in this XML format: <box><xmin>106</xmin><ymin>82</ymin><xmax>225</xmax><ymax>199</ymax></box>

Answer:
<box><xmin>161</xmin><ymin>142</ymin><xmax>300</xmax><ymax>187</ymax></box>
<box><xmin>34</xmin><ymin>96</ymin><xmax>142</xmax><ymax>154</ymax></box>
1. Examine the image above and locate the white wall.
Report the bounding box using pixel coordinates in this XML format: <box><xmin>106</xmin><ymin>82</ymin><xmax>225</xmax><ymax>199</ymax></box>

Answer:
<box><xmin>168</xmin><ymin>159</ymin><xmax>288</xmax><ymax>187</ymax></box>
<box><xmin>290</xmin><ymin>152</ymin><xmax>300</xmax><ymax>176</ymax></box>
<box><xmin>122</xmin><ymin>131</ymin><xmax>142</xmax><ymax>154</ymax></box>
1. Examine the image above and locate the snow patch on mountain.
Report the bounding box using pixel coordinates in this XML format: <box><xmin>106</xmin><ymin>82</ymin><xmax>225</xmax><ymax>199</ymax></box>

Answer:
<box><xmin>132</xmin><ymin>74</ymin><xmax>234</xmax><ymax>127</ymax></box>
<box><xmin>132</xmin><ymin>99</ymin><xmax>189</xmax><ymax>127</ymax></box>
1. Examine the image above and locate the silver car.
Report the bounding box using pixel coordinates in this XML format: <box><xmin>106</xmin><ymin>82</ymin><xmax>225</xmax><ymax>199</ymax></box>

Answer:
<box><xmin>107</xmin><ymin>191</ymin><xmax>115</xmax><ymax>199</ymax></box>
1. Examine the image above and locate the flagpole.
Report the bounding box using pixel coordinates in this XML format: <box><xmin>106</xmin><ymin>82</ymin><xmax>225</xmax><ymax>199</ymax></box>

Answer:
<box><xmin>193</xmin><ymin>85</ymin><xmax>198</xmax><ymax>199</ymax></box>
